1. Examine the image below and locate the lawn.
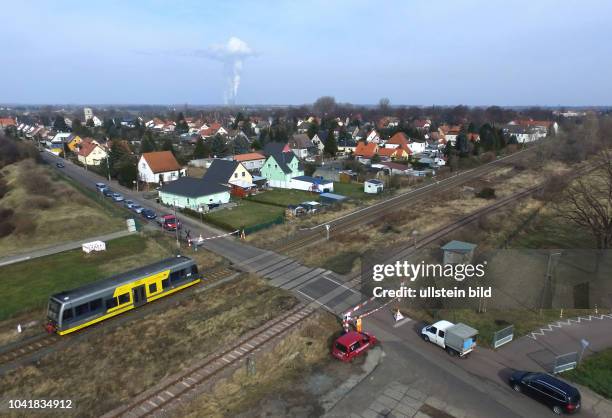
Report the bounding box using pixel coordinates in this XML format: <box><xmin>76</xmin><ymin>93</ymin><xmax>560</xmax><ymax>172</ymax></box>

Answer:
<box><xmin>0</xmin><ymin>234</ymin><xmax>171</xmax><ymax>321</ymax></box>
<box><xmin>0</xmin><ymin>160</ymin><xmax>125</xmax><ymax>257</ymax></box>
<box><xmin>248</xmin><ymin>189</ymin><xmax>319</xmax><ymax>207</ymax></box>
<box><xmin>565</xmin><ymin>348</ymin><xmax>612</xmax><ymax>399</ymax></box>
<box><xmin>333</xmin><ymin>181</ymin><xmax>375</xmax><ymax>200</ymax></box>
<box><xmin>204</xmin><ymin>200</ymin><xmax>285</xmax><ymax>231</ymax></box>
<box><xmin>0</xmin><ymin>276</ymin><xmax>297</xmax><ymax>418</ymax></box>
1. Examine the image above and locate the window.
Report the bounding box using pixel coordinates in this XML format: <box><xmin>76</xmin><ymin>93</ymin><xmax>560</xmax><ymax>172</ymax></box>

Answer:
<box><xmin>149</xmin><ymin>283</ymin><xmax>158</xmax><ymax>293</ymax></box>
<box><xmin>335</xmin><ymin>343</ymin><xmax>347</xmax><ymax>353</ymax></box>
<box><xmin>242</xmin><ymin>172</ymin><xmax>245</xmax><ymax>177</ymax></box>
<box><xmin>438</xmin><ymin>330</ymin><xmax>445</xmax><ymax>338</ymax></box>
<box><xmin>105</xmin><ymin>298</ymin><xmax>118</xmax><ymax>309</ymax></box>
<box><xmin>429</xmin><ymin>326</ymin><xmax>437</xmax><ymax>334</ymax></box>
<box><xmin>349</xmin><ymin>341</ymin><xmax>361</xmax><ymax>352</ymax></box>
<box><xmin>162</xmin><ymin>278</ymin><xmax>170</xmax><ymax>289</ymax></box>
<box><xmin>62</xmin><ymin>309</ymin><xmax>73</xmax><ymax>321</ymax></box>
<box><xmin>191</xmin><ymin>265</ymin><xmax>198</xmax><ymax>275</ymax></box>
<box><xmin>75</xmin><ymin>303</ymin><xmax>90</xmax><ymax>316</ymax></box>
<box><xmin>170</xmin><ymin>270</ymin><xmax>184</xmax><ymax>284</ymax></box>
<box><xmin>118</xmin><ymin>293</ymin><xmax>130</xmax><ymax>304</ymax></box>
<box><xmin>234</xmin><ymin>173</ymin><xmax>238</xmax><ymax>178</ymax></box>
<box><xmin>89</xmin><ymin>299</ymin><xmax>102</xmax><ymax>312</ymax></box>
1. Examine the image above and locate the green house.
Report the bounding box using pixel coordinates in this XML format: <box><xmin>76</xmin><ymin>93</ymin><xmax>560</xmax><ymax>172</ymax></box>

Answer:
<box><xmin>159</xmin><ymin>177</ymin><xmax>230</xmax><ymax>210</ymax></box>
<box><xmin>261</xmin><ymin>152</ymin><xmax>304</xmax><ymax>188</ymax></box>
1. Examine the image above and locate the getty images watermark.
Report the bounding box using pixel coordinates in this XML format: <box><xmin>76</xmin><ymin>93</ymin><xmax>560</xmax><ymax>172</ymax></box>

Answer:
<box><xmin>370</xmin><ymin>260</ymin><xmax>491</xmax><ymax>299</ymax></box>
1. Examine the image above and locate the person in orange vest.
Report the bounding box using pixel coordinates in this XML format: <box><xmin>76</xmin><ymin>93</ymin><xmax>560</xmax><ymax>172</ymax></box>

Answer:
<box><xmin>356</xmin><ymin>317</ymin><xmax>363</xmax><ymax>333</ymax></box>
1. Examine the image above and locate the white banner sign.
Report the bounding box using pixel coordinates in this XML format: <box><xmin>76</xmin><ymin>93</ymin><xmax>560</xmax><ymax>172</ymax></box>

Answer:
<box><xmin>82</xmin><ymin>240</ymin><xmax>106</xmax><ymax>253</ymax></box>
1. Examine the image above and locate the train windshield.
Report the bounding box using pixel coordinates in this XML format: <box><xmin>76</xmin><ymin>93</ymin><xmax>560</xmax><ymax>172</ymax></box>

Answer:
<box><xmin>47</xmin><ymin>299</ymin><xmax>61</xmax><ymax>322</ymax></box>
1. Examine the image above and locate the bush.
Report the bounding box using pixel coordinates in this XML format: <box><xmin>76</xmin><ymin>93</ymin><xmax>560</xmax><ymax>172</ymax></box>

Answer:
<box><xmin>475</xmin><ymin>187</ymin><xmax>496</xmax><ymax>199</ymax></box>
<box><xmin>13</xmin><ymin>215</ymin><xmax>36</xmax><ymax>236</ymax></box>
<box><xmin>25</xmin><ymin>196</ymin><xmax>55</xmax><ymax>209</ymax></box>
<box><xmin>0</xmin><ymin>221</ymin><xmax>15</xmax><ymax>238</ymax></box>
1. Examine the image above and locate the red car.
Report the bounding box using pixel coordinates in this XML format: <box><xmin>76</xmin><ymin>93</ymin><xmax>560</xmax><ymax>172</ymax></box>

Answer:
<box><xmin>332</xmin><ymin>331</ymin><xmax>377</xmax><ymax>362</ymax></box>
<box><xmin>157</xmin><ymin>214</ymin><xmax>181</xmax><ymax>231</ymax></box>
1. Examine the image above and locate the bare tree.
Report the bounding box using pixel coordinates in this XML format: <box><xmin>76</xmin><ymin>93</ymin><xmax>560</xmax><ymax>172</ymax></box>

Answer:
<box><xmin>313</xmin><ymin>96</ymin><xmax>336</xmax><ymax>116</ymax></box>
<box><xmin>558</xmin><ymin>150</ymin><xmax>612</xmax><ymax>249</ymax></box>
<box><xmin>378</xmin><ymin>97</ymin><xmax>390</xmax><ymax>113</ymax></box>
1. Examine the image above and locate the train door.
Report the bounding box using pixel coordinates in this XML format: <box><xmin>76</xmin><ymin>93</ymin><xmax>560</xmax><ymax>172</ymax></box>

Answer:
<box><xmin>132</xmin><ymin>285</ymin><xmax>147</xmax><ymax>307</ymax></box>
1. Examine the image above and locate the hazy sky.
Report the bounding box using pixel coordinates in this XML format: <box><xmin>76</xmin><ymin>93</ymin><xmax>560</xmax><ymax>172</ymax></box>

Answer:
<box><xmin>2</xmin><ymin>0</ymin><xmax>611</xmax><ymax>106</ymax></box>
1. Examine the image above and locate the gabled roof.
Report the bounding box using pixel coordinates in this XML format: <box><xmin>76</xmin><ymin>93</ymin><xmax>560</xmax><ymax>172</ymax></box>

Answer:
<box><xmin>292</xmin><ymin>176</ymin><xmax>332</xmax><ymax>185</ymax></box>
<box><xmin>378</xmin><ymin>147</ymin><xmax>408</xmax><ymax>158</ymax></box>
<box><xmin>354</xmin><ymin>142</ymin><xmax>378</xmax><ymax>158</ymax></box>
<box><xmin>263</xmin><ymin>142</ymin><xmax>291</xmax><ymax>156</ymax></box>
<box><xmin>160</xmin><ymin>176</ymin><xmax>229</xmax><ymax>198</ymax></box>
<box><xmin>78</xmin><ymin>141</ymin><xmax>104</xmax><ymax>157</ymax></box>
<box><xmin>381</xmin><ymin>161</ymin><xmax>411</xmax><ymax>171</ymax></box>
<box><xmin>267</xmin><ymin>152</ymin><xmax>298</xmax><ymax>174</ymax></box>
<box><xmin>142</xmin><ymin>151</ymin><xmax>182</xmax><ymax>173</ymax></box>
<box><xmin>387</xmin><ymin>132</ymin><xmax>411</xmax><ymax>148</ymax></box>
<box><xmin>234</xmin><ymin>152</ymin><xmax>266</xmax><ymax>162</ymax></box>
<box><xmin>289</xmin><ymin>133</ymin><xmax>314</xmax><ymax>149</ymax></box>
<box><xmin>202</xmin><ymin>159</ymin><xmax>241</xmax><ymax>185</ymax></box>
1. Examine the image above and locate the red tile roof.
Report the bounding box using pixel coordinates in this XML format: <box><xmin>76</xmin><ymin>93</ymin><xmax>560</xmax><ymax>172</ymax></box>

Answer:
<box><xmin>142</xmin><ymin>151</ymin><xmax>182</xmax><ymax>173</ymax></box>
<box><xmin>78</xmin><ymin>141</ymin><xmax>100</xmax><ymax>157</ymax></box>
<box><xmin>355</xmin><ymin>142</ymin><xmax>378</xmax><ymax>158</ymax></box>
<box><xmin>234</xmin><ymin>152</ymin><xmax>266</xmax><ymax>162</ymax></box>
<box><xmin>0</xmin><ymin>117</ymin><xmax>16</xmax><ymax>127</ymax></box>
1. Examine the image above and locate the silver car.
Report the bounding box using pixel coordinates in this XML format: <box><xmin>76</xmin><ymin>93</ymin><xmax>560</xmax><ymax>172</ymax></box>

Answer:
<box><xmin>131</xmin><ymin>204</ymin><xmax>144</xmax><ymax>214</ymax></box>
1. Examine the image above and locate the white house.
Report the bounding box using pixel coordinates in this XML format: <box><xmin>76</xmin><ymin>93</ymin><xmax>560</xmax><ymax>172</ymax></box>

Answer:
<box><xmin>78</xmin><ymin>141</ymin><xmax>108</xmax><ymax>166</ymax></box>
<box><xmin>232</xmin><ymin>152</ymin><xmax>266</xmax><ymax>171</ymax></box>
<box><xmin>408</xmin><ymin>141</ymin><xmax>427</xmax><ymax>154</ymax></box>
<box><xmin>289</xmin><ymin>176</ymin><xmax>334</xmax><ymax>193</ymax></box>
<box><xmin>138</xmin><ymin>151</ymin><xmax>185</xmax><ymax>184</ymax></box>
<box><xmin>364</xmin><ymin>179</ymin><xmax>384</xmax><ymax>194</ymax></box>
<box><xmin>366</xmin><ymin>130</ymin><xmax>381</xmax><ymax>143</ymax></box>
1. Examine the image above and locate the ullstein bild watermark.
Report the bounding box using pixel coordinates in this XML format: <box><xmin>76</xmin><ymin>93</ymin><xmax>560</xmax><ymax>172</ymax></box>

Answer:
<box><xmin>370</xmin><ymin>261</ymin><xmax>491</xmax><ymax>299</ymax></box>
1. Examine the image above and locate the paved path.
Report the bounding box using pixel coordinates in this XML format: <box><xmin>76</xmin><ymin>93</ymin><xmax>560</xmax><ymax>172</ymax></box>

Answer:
<box><xmin>0</xmin><ymin>229</ymin><xmax>134</xmax><ymax>267</ymax></box>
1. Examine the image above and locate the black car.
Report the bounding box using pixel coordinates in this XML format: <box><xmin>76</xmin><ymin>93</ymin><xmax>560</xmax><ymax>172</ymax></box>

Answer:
<box><xmin>509</xmin><ymin>371</ymin><xmax>581</xmax><ymax>415</ymax></box>
<box><xmin>141</xmin><ymin>209</ymin><xmax>156</xmax><ymax>219</ymax></box>
<box><xmin>56</xmin><ymin>162</ymin><xmax>65</xmax><ymax>168</ymax></box>
<box><xmin>102</xmin><ymin>188</ymin><xmax>114</xmax><ymax>197</ymax></box>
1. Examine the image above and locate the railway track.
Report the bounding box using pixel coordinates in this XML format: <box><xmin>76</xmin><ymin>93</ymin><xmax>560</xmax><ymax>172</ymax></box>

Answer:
<box><xmin>103</xmin><ymin>304</ymin><xmax>315</xmax><ymax>418</ymax></box>
<box><xmin>274</xmin><ymin>149</ymin><xmax>532</xmax><ymax>254</ymax></box>
<box><xmin>0</xmin><ymin>266</ymin><xmax>237</xmax><ymax>373</ymax></box>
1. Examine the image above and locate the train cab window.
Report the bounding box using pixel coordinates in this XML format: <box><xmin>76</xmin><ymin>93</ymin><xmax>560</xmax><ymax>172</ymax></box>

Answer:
<box><xmin>118</xmin><ymin>293</ymin><xmax>130</xmax><ymax>305</ymax></box>
<box><xmin>149</xmin><ymin>283</ymin><xmax>157</xmax><ymax>293</ymax></box>
<box><xmin>191</xmin><ymin>265</ymin><xmax>198</xmax><ymax>275</ymax></box>
<box><xmin>183</xmin><ymin>268</ymin><xmax>192</xmax><ymax>277</ymax></box>
<box><xmin>62</xmin><ymin>309</ymin><xmax>73</xmax><ymax>321</ymax></box>
<box><xmin>170</xmin><ymin>270</ymin><xmax>184</xmax><ymax>284</ymax></box>
<box><xmin>105</xmin><ymin>298</ymin><xmax>118</xmax><ymax>309</ymax></box>
<box><xmin>162</xmin><ymin>278</ymin><xmax>170</xmax><ymax>289</ymax></box>
<box><xmin>75</xmin><ymin>303</ymin><xmax>90</xmax><ymax>317</ymax></box>
<box><xmin>89</xmin><ymin>299</ymin><xmax>102</xmax><ymax>312</ymax></box>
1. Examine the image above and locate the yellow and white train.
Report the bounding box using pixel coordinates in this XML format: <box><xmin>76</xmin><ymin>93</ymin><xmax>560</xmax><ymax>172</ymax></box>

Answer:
<box><xmin>46</xmin><ymin>255</ymin><xmax>201</xmax><ymax>335</ymax></box>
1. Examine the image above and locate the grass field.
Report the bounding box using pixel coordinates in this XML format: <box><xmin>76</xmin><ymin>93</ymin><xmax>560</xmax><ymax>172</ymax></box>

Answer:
<box><xmin>0</xmin><ymin>160</ymin><xmax>125</xmax><ymax>257</ymax></box>
<box><xmin>565</xmin><ymin>348</ymin><xmax>612</xmax><ymax>399</ymax></box>
<box><xmin>204</xmin><ymin>200</ymin><xmax>284</xmax><ymax>230</ymax></box>
<box><xmin>0</xmin><ymin>276</ymin><xmax>297</xmax><ymax>418</ymax></box>
<box><xmin>248</xmin><ymin>189</ymin><xmax>320</xmax><ymax>206</ymax></box>
<box><xmin>178</xmin><ymin>312</ymin><xmax>340</xmax><ymax>417</ymax></box>
<box><xmin>0</xmin><ymin>234</ymin><xmax>171</xmax><ymax>321</ymax></box>
<box><xmin>333</xmin><ymin>181</ymin><xmax>375</xmax><ymax>200</ymax></box>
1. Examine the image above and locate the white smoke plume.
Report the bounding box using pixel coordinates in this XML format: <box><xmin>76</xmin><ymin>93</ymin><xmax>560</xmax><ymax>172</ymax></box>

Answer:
<box><xmin>207</xmin><ymin>37</ymin><xmax>255</xmax><ymax>105</ymax></box>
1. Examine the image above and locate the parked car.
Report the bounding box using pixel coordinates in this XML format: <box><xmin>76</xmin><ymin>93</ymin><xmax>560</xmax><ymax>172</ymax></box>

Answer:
<box><xmin>421</xmin><ymin>320</ymin><xmax>477</xmax><ymax>357</ymax></box>
<box><xmin>332</xmin><ymin>331</ymin><xmax>377</xmax><ymax>362</ymax></box>
<box><xmin>509</xmin><ymin>371</ymin><xmax>581</xmax><ymax>415</ymax></box>
<box><xmin>95</xmin><ymin>183</ymin><xmax>107</xmax><ymax>191</ymax></box>
<box><xmin>111</xmin><ymin>193</ymin><xmax>125</xmax><ymax>202</ymax></box>
<box><xmin>123</xmin><ymin>200</ymin><xmax>136</xmax><ymax>209</ymax></box>
<box><xmin>141</xmin><ymin>209</ymin><xmax>156</xmax><ymax>220</ymax></box>
<box><xmin>102</xmin><ymin>188</ymin><xmax>114</xmax><ymax>197</ymax></box>
<box><xmin>131</xmin><ymin>204</ymin><xmax>144</xmax><ymax>214</ymax></box>
<box><xmin>56</xmin><ymin>162</ymin><xmax>65</xmax><ymax>168</ymax></box>
<box><xmin>156</xmin><ymin>214</ymin><xmax>180</xmax><ymax>231</ymax></box>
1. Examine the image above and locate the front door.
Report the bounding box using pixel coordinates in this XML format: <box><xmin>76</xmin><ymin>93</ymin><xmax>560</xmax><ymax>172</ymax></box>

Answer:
<box><xmin>132</xmin><ymin>285</ymin><xmax>147</xmax><ymax>307</ymax></box>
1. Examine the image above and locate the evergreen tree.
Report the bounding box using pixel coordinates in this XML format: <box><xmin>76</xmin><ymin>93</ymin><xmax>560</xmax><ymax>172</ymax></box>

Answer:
<box><xmin>53</xmin><ymin>115</ymin><xmax>68</xmax><ymax>132</ymax></box>
<box><xmin>161</xmin><ymin>138</ymin><xmax>176</xmax><ymax>155</ymax></box>
<box><xmin>210</xmin><ymin>134</ymin><xmax>226</xmax><ymax>156</ymax></box>
<box><xmin>192</xmin><ymin>137</ymin><xmax>209</xmax><ymax>159</ymax></box>
<box><xmin>323</xmin><ymin>128</ymin><xmax>338</xmax><ymax>157</ymax></box>
<box><xmin>140</xmin><ymin>132</ymin><xmax>157</xmax><ymax>153</ymax></box>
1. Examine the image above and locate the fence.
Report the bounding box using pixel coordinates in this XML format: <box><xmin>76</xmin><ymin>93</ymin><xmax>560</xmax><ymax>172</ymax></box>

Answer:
<box><xmin>492</xmin><ymin>325</ymin><xmax>514</xmax><ymax>349</ymax></box>
<box><xmin>553</xmin><ymin>352</ymin><xmax>578</xmax><ymax>374</ymax></box>
<box><xmin>243</xmin><ymin>214</ymin><xmax>285</xmax><ymax>235</ymax></box>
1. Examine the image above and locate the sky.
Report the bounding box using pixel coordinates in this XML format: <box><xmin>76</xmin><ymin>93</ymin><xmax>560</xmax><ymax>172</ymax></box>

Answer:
<box><xmin>2</xmin><ymin>0</ymin><xmax>611</xmax><ymax>106</ymax></box>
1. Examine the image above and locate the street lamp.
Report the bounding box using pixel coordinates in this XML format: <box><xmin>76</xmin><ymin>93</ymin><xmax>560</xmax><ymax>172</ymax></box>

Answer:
<box><xmin>173</xmin><ymin>200</ymin><xmax>180</xmax><ymax>250</ymax></box>
<box><xmin>105</xmin><ymin>155</ymin><xmax>111</xmax><ymax>182</ymax></box>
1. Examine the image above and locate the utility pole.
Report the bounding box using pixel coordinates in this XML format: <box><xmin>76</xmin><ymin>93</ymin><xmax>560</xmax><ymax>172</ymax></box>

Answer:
<box><xmin>540</xmin><ymin>251</ymin><xmax>562</xmax><ymax>314</ymax></box>
<box><xmin>174</xmin><ymin>201</ymin><xmax>180</xmax><ymax>250</ymax></box>
<box><xmin>105</xmin><ymin>156</ymin><xmax>111</xmax><ymax>182</ymax></box>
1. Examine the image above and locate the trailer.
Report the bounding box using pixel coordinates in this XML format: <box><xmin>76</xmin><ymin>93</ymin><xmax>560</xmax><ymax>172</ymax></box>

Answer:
<box><xmin>421</xmin><ymin>320</ymin><xmax>478</xmax><ymax>357</ymax></box>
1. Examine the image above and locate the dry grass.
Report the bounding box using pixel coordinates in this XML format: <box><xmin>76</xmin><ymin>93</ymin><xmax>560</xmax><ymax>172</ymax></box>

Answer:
<box><xmin>0</xmin><ymin>276</ymin><xmax>297</xmax><ymax>418</ymax></box>
<box><xmin>0</xmin><ymin>161</ymin><xmax>124</xmax><ymax>257</ymax></box>
<box><xmin>178</xmin><ymin>312</ymin><xmax>339</xmax><ymax>418</ymax></box>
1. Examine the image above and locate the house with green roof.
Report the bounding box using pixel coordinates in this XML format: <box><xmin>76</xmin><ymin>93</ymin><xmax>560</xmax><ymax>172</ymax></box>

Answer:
<box><xmin>260</xmin><ymin>151</ymin><xmax>304</xmax><ymax>188</ymax></box>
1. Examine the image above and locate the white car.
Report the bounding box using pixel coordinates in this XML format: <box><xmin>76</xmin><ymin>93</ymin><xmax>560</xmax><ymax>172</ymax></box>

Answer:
<box><xmin>421</xmin><ymin>320</ymin><xmax>477</xmax><ymax>357</ymax></box>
